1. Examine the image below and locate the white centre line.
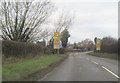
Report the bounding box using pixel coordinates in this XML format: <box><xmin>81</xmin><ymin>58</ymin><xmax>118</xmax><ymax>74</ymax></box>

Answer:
<box><xmin>102</xmin><ymin>66</ymin><xmax>120</xmax><ymax>79</ymax></box>
<box><xmin>91</xmin><ymin>60</ymin><xmax>99</xmax><ymax>65</ymax></box>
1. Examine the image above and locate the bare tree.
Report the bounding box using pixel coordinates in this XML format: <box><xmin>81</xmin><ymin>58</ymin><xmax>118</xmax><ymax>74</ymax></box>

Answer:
<box><xmin>0</xmin><ymin>0</ymin><xmax>54</xmax><ymax>42</ymax></box>
<box><xmin>54</xmin><ymin>12</ymin><xmax>74</xmax><ymax>32</ymax></box>
<box><xmin>47</xmin><ymin>12</ymin><xmax>74</xmax><ymax>51</ymax></box>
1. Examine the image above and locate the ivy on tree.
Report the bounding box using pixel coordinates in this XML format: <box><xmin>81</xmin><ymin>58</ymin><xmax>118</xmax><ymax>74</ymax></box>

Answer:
<box><xmin>61</xmin><ymin>29</ymin><xmax>70</xmax><ymax>48</ymax></box>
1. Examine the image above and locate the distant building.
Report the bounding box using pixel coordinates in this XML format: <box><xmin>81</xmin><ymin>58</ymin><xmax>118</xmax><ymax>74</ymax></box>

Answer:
<box><xmin>67</xmin><ymin>44</ymin><xmax>73</xmax><ymax>49</ymax></box>
<box><xmin>77</xmin><ymin>42</ymin><xmax>84</xmax><ymax>47</ymax></box>
<box><xmin>77</xmin><ymin>42</ymin><xmax>81</xmax><ymax>47</ymax></box>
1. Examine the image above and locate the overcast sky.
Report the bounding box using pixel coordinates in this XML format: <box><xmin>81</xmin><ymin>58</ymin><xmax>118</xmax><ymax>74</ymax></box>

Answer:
<box><xmin>51</xmin><ymin>0</ymin><xmax>118</xmax><ymax>44</ymax></box>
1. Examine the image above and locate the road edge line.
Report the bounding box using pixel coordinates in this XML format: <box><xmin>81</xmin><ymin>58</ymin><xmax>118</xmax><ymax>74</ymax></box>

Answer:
<box><xmin>102</xmin><ymin>66</ymin><xmax>120</xmax><ymax>79</ymax></box>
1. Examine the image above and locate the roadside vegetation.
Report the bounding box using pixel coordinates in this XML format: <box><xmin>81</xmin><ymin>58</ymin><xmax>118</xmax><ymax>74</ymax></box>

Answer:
<box><xmin>1</xmin><ymin>0</ymin><xmax>74</xmax><ymax>81</ymax></box>
<box><xmin>87</xmin><ymin>52</ymin><xmax>118</xmax><ymax>60</ymax></box>
<box><xmin>94</xmin><ymin>37</ymin><xmax>118</xmax><ymax>53</ymax></box>
<box><xmin>87</xmin><ymin>37</ymin><xmax>118</xmax><ymax>60</ymax></box>
<box><xmin>2</xmin><ymin>40</ymin><xmax>69</xmax><ymax>81</ymax></box>
<box><xmin>3</xmin><ymin>54</ymin><xmax>66</xmax><ymax>81</ymax></box>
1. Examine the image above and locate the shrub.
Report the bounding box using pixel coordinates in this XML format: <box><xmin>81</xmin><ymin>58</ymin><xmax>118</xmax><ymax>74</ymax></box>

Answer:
<box><xmin>100</xmin><ymin>37</ymin><xmax>118</xmax><ymax>53</ymax></box>
<box><xmin>2</xmin><ymin>40</ymin><xmax>51</xmax><ymax>58</ymax></box>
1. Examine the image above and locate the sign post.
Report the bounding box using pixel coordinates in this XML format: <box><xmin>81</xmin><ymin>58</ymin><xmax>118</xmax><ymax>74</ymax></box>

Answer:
<box><xmin>96</xmin><ymin>38</ymin><xmax>101</xmax><ymax>52</ymax></box>
<box><xmin>53</xmin><ymin>32</ymin><xmax>60</xmax><ymax>54</ymax></box>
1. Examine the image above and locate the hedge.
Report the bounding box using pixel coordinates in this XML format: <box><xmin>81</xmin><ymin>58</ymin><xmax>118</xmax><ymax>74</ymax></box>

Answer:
<box><xmin>2</xmin><ymin>40</ymin><xmax>51</xmax><ymax>58</ymax></box>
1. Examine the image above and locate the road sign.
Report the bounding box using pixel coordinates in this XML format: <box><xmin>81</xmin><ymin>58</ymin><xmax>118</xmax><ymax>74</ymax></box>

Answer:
<box><xmin>54</xmin><ymin>32</ymin><xmax>60</xmax><ymax>37</ymax></box>
<box><xmin>54</xmin><ymin>39</ymin><xmax>60</xmax><ymax>49</ymax></box>
<box><xmin>53</xmin><ymin>32</ymin><xmax>60</xmax><ymax>49</ymax></box>
<box><xmin>53</xmin><ymin>32</ymin><xmax>60</xmax><ymax>39</ymax></box>
<box><xmin>96</xmin><ymin>38</ymin><xmax>101</xmax><ymax>51</ymax></box>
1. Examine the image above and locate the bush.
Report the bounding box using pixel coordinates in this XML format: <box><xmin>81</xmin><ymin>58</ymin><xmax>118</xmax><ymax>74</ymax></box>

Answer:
<box><xmin>100</xmin><ymin>37</ymin><xmax>118</xmax><ymax>53</ymax></box>
<box><xmin>43</xmin><ymin>47</ymin><xmax>52</xmax><ymax>54</ymax></box>
<box><xmin>2</xmin><ymin>40</ymin><xmax>51</xmax><ymax>58</ymax></box>
<box><xmin>59</xmin><ymin>48</ymin><xmax>65</xmax><ymax>54</ymax></box>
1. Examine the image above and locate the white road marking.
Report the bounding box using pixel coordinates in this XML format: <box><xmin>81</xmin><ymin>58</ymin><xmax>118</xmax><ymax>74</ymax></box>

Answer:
<box><xmin>102</xmin><ymin>66</ymin><xmax>120</xmax><ymax>78</ymax></box>
<box><xmin>87</xmin><ymin>58</ymin><xmax>119</xmax><ymax>79</ymax></box>
<box><xmin>91</xmin><ymin>60</ymin><xmax>99</xmax><ymax>65</ymax></box>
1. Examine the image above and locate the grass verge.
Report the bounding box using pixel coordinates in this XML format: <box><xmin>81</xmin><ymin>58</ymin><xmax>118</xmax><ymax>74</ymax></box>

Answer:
<box><xmin>2</xmin><ymin>54</ymin><xmax>68</xmax><ymax>81</ymax></box>
<box><xmin>87</xmin><ymin>52</ymin><xmax>118</xmax><ymax>60</ymax></box>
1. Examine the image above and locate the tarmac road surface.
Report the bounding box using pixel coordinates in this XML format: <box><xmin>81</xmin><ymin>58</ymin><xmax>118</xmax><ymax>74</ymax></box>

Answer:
<box><xmin>40</xmin><ymin>52</ymin><xmax>119</xmax><ymax>81</ymax></box>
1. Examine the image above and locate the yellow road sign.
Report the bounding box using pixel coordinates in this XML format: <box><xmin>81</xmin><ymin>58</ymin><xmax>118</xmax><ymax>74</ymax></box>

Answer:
<box><xmin>53</xmin><ymin>39</ymin><xmax>60</xmax><ymax>49</ymax></box>
<box><xmin>96</xmin><ymin>38</ymin><xmax>101</xmax><ymax>51</ymax></box>
<box><xmin>54</xmin><ymin>32</ymin><xmax>60</xmax><ymax>37</ymax></box>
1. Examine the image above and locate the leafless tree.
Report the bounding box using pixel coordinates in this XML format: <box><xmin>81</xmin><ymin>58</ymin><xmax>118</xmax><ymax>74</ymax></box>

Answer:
<box><xmin>54</xmin><ymin>12</ymin><xmax>74</xmax><ymax>33</ymax></box>
<box><xmin>0</xmin><ymin>0</ymin><xmax>54</xmax><ymax>42</ymax></box>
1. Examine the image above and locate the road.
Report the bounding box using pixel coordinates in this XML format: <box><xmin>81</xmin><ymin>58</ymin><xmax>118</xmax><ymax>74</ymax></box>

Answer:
<box><xmin>40</xmin><ymin>52</ymin><xmax>119</xmax><ymax>81</ymax></box>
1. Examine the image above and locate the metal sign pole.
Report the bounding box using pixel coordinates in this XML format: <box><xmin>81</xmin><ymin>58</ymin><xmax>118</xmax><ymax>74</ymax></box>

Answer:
<box><xmin>58</xmin><ymin>49</ymin><xmax>59</xmax><ymax>54</ymax></box>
